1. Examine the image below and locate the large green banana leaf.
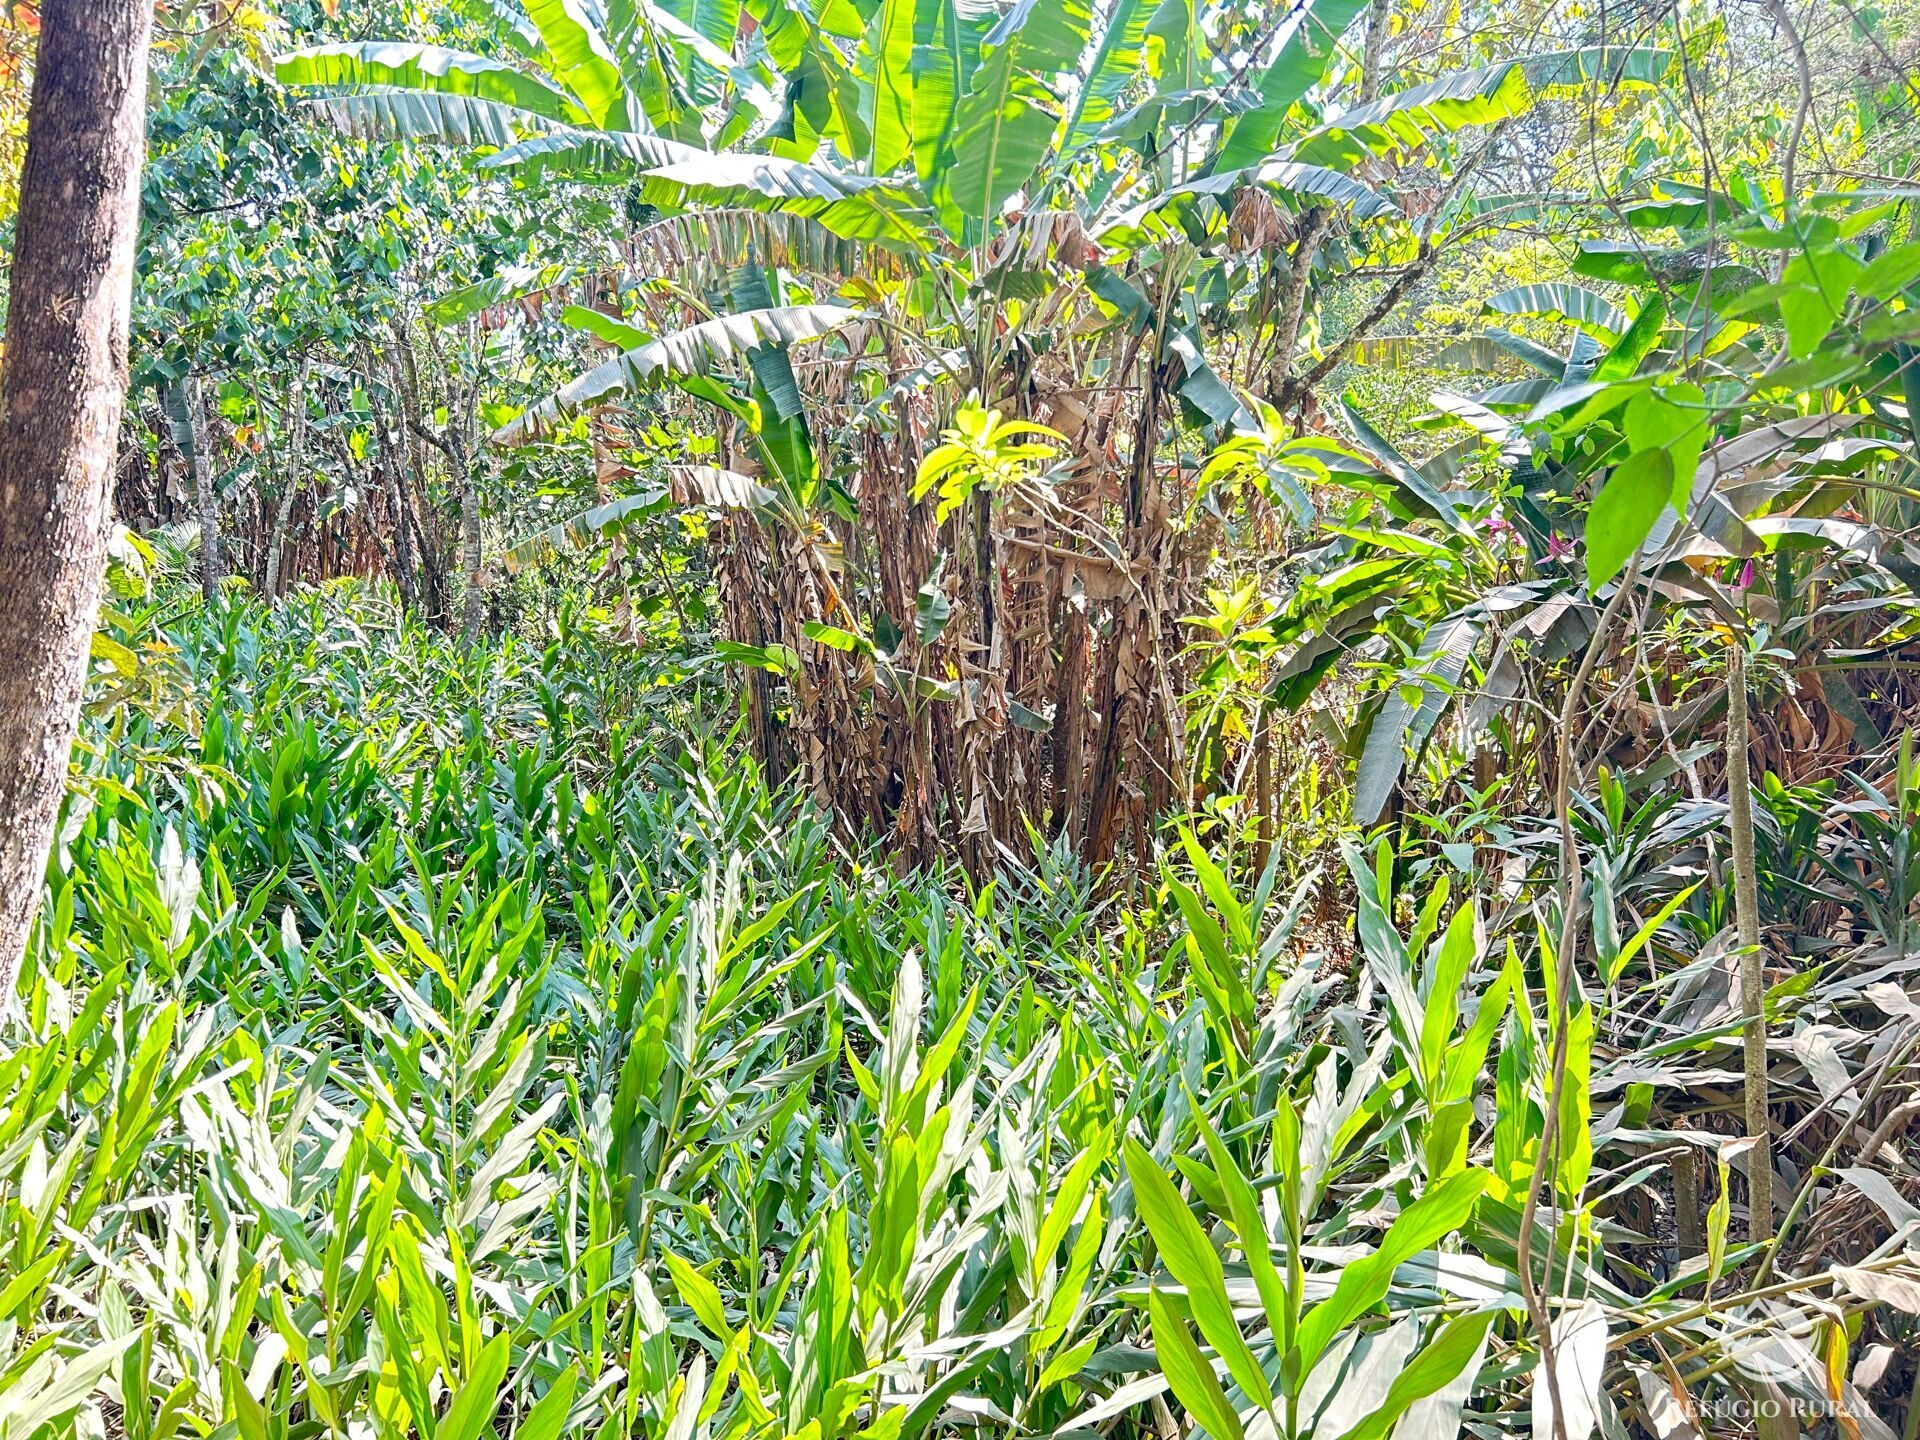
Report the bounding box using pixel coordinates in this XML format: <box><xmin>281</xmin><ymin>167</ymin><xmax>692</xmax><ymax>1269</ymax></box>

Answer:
<box><xmin>276</xmin><ymin>42</ymin><xmax>586</xmax><ymax>126</ymax></box>
<box><xmin>496</xmin><ymin>305</ymin><xmax>862</xmax><ymax>444</ymax></box>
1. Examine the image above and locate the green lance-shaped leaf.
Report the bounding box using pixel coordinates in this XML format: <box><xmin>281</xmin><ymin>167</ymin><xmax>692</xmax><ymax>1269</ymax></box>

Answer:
<box><xmin>513</xmin><ymin>1367</ymin><xmax>582</xmax><ymax>1440</ymax></box>
<box><xmin>1148</xmin><ymin>1288</ymin><xmax>1246</xmax><ymax>1440</ymax></box>
<box><xmin>908</xmin><ymin>0</ymin><xmax>978</xmax><ymax>192</ymax></box>
<box><xmin>1328</xmin><ymin>1311</ymin><xmax>1496</xmax><ymax>1440</ymax></box>
<box><xmin>935</xmin><ymin>0</ymin><xmax>1093</xmax><ymax>235</ymax></box>
<box><xmin>1338</xmin><ymin>394</ymin><xmax>1473</xmax><ymax>535</ymax></box>
<box><xmin>916</xmin><ymin>553</ymin><xmax>953</xmax><ymax>644</ymax></box>
<box><xmin>426</xmin><ymin>263</ymin><xmax>578</xmax><ymax>325</ymax></box>
<box><xmin>1591</xmin><ymin>292</ymin><xmax>1668</xmax><ymax>381</ymax></box>
<box><xmin>1480</xmin><ymin>327</ymin><xmax>1569</xmax><ymax>377</ymax></box>
<box><xmin>866</xmin><ymin>0</ymin><xmax>916</xmax><ymax>175</ymax></box>
<box><xmin>558</xmin><ymin>303</ymin><xmax>651</xmax><ymax>351</ymax></box>
<box><xmin>726</xmin><ymin>265</ymin><xmax>809</xmax><ymax>422</ymax></box>
<box><xmin>1292</xmin><ymin>60</ymin><xmax>1532</xmax><ymax>169</ymax></box>
<box><xmin>786</xmin><ymin>1210</ymin><xmax>856</xmax><ymax>1426</ymax></box>
<box><xmin>1417</xmin><ymin>900</ymin><xmax>1481</xmax><ymax>1097</ymax></box>
<box><xmin>1290</xmin><ymin>1166</ymin><xmax>1487</xmax><ymax>1377</ymax></box>
<box><xmin>1008</xmin><ymin>0</ymin><xmax>1096</xmax><ymax>65</ymax></box>
<box><xmin>1123</xmin><ymin>1138</ymin><xmax>1274</xmax><ymax>1413</ymax></box>
<box><xmin>642</xmin><ymin>151</ymin><xmax>900</xmax><ymax>203</ymax></box>
<box><xmin>481</xmin><ymin>127</ymin><xmax>708</xmax><ymax>177</ymax></box>
<box><xmin>938</xmin><ymin>51</ymin><xmax>1061</xmax><ymax>235</ymax></box>
<box><xmin>1169</xmin><ymin>328</ymin><xmax>1257</xmax><ymax>434</ymax></box>
<box><xmin>1106</xmin><ymin>161</ymin><xmax>1399</xmax><ymax>242</ymax></box>
<box><xmin>664</xmin><ymin>1251</ymin><xmax>730</xmax><ymax>1337</ymax></box>
<box><xmin>1063</xmin><ymin>0</ymin><xmax>1155</xmax><ymax>146</ymax></box>
<box><xmin>650</xmin><ymin>0</ymin><xmax>745</xmax><ymax>54</ymax></box>
<box><xmin>1521</xmin><ymin>45</ymin><xmax>1675</xmax><ymax>89</ymax></box>
<box><xmin>276</xmin><ymin>42</ymin><xmax>587</xmax><ymax>126</ymax></box>
<box><xmin>438</xmin><ymin>1331</ymin><xmax>513</xmax><ymax>1440</ymax></box>
<box><xmin>634</xmin><ymin>154</ymin><xmax>930</xmax><ymax>247</ymax></box>
<box><xmin>1191</xmin><ymin>1108</ymin><xmax>1292</xmax><ymax>1350</ymax></box>
<box><xmin>0</xmin><ymin>1333</ymin><xmax>141</xmax><ymax>1437</ymax></box>
<box><xmin>498</xmin><ymin>491</ymin><xmax>671</xmax><ymax>574</ymax></box>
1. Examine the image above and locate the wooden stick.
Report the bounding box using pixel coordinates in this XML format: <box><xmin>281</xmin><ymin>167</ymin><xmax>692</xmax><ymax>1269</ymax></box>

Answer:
<box><xmin>1727</xmin><ymin>637</ymin><xmax>1773</xmax><ymax>1242</ymax></box>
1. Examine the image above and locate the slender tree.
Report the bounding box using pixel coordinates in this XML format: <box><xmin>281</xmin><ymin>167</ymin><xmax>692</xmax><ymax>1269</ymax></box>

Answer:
<box><xmin>1727</xmin><ymin>636</ymin><xmax>1773</xmax><ymax>1240</ymax></box>
<box><xmin>0</xmin><ymin>0</ymin><xmax>157</xmax><ymax>1003</ymax></box>
<box><xmin>187</xmin><ymin>377</ymin><xmax>221</xmax><ymax>600</ymax></box>
<box><xmin>263</xmin><ymin>357</ymin><xmax>311</xmax><ymax>599</ymax></box>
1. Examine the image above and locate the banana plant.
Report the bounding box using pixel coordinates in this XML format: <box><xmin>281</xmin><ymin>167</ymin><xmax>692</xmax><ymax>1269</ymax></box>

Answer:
<box><xmin>276</xmin><ymin>1</ymin><xmax>1657</xmax><ymax>434</ymax></box>
<box><xmin>273</xmin><ymin>1</ymin><xmax>1681</xmax><ymax>867</ymax></box>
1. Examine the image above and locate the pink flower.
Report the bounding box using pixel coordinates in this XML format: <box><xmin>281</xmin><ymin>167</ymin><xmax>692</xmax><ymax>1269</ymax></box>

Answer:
<box><xmin>1736</xmin><ymin>559</ymin><xmax>1755</xmax><ymax>590</ymax></box>
<box><xmin>1545</xmin><ymin>533</ymin><xmax>1575</xmax><ymax>562</ymax></box>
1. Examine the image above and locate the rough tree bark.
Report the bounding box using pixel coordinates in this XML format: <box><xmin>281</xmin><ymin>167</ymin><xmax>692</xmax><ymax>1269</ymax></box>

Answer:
<box><xmin>456</xmin><ymin>449</ymin><xmax>484</xmax><ymax>641</ymax></box>
<box><xmin>1358</xmin><ymin>0</ymin><xmax>1394</xmax><ymax>102</ymax></box>
<box><xmin>0</xmin><ymin>0</ymin><xmax>157</xmax><ymax>1004</ymax></box>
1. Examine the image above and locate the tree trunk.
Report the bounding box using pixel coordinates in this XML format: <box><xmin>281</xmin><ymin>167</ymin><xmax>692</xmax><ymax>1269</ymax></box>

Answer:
<box><xmin>187</xmin><ymin>377</ymin><xmax>220</xmax><ymax>601</ymax></box>
<box><xmin>263</xmin><ymin>357</ymin><xmax>310</xmax><ymax>599</ymax></box>
<box><xmin>1359</xmin><ymin>0</ymin><xmax>1394</xmax><ymax>103</ymax></box>
<box><xmin>358</xmin><ymin>337</ymin><xmax>418</xmax><ymax>607</ymax></box>
<box><xmin>434</xmin><ymin>403</ymin><xmax>486</xmax><ymax>643</ymax></box>
<box><xmin>1269</xmin><ymin>207</ymin><xmax>1331</xmax><ymax>398</ymax></box>
<box><xmin>458</xmin><ymin>464</ymin><xmax>484</xmax><ymax>641</ymax></box>
<box><xmin>389</xmin><ymin>317</ymin><xmax>451</xmax><ymax>624</ymax></box>
<box><xmin>0</xmin><ymin>0</ymin><xmax>156</xmax><ymax>1004</ymax></box>
<box><xmin>450</xmin><ymin>322</ymin><xmax>486</xmax><ymax>642</ymax></box>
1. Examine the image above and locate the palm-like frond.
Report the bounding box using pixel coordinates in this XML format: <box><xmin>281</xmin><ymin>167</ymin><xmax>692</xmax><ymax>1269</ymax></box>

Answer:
<box><xmin>495</xmin><ymin>305</ymin><xmax>864</xmax><ymax>444</ymax></box>
<box><xmin>302</xmin><ymin>90</ymin><xmax>552</xmax><ymax>147</ymax></box>
<box><xmin>628</xmin><ymin>209</ymin><xmax>901</xmax><ymax>285</ymax></box>
<box><xmin>1483</xmin><ymin>282</ymin><xmax>1628</xmax><ymax>339</ymax></box>
<box><xmin>670</xmin><ymin>464</ymin><xmax>778</xmax><ymax>512</ymax></box>
<box><xmin>480</xmin><ymin>128</ymin><xmax>709</xmax><ymax>175</ymax></box>
<box><xmin>275</xmin><ymin>41</ymin><xmax>586</xmax><ymax>125</ymax></box>
<box><xmin>498</xmin><ymin>490</ymin><xmax>669</xmax><ymax>572</ymax></box>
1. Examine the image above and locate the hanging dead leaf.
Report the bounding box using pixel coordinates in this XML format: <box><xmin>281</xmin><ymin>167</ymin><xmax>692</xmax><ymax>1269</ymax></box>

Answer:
<box><xmin>1832</xmin><ymin>1264</ymin><xmax>1920</xmax><ymax>1315</ymax></box>
<box><xmin>1227</xmin><ymin>187</ymin><xmax>1291</xmax><ymax>253</ymax></box>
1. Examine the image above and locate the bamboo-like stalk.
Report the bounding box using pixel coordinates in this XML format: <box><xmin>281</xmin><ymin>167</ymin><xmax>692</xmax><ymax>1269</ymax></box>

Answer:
<box><xmin>1727</xmin><ymin>637</ymin><xmax>1773</xmax><ymax>1242</ymax></box>
<box><xmin>1254</xmin><ymin>700</ymin><xmax>1274</xmax><ymax>876</ymax></box>
<box><xmin>1672</xmin><ymin>1147</ymin><xmax>1702</xmax><ymax>1260</ymax></box>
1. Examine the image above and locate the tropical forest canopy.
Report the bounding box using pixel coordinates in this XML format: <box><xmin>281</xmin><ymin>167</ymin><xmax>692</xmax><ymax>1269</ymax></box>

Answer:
<box><xmin>3</xmin><ymin>0</ymin><xmax>1920</xmax><ymax>1434</ymax></box>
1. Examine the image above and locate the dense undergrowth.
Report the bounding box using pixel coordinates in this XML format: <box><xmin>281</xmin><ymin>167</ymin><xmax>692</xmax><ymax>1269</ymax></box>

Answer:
<box><xmin>1</xmin><ymin>583</ymin><xmax>1915</xmax><ymax>1440</ymax></box>
<box><xmin>4</xmin><ymin>0</ymin><xmax>1920</xmax><ymax>1431</ymax></box>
